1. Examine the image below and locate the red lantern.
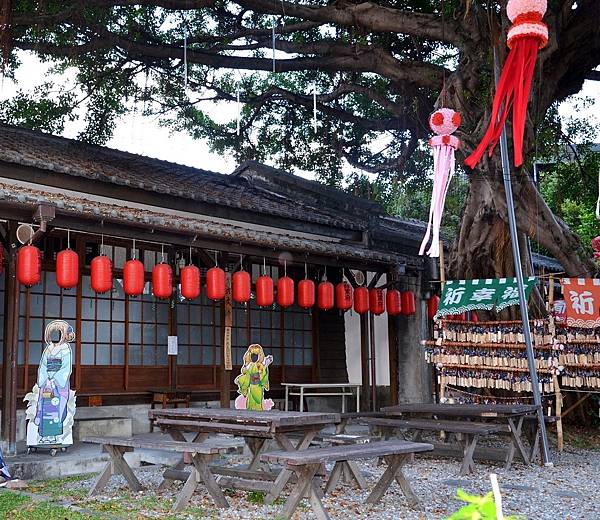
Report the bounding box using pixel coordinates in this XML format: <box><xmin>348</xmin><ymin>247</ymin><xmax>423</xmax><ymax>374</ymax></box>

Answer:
<box><xmin>152</xmin><ymin>263</ymin><xmax>173</xmax><ymax>299</ymax></box>
<box><xmin>277</xmin><ymin>276</ymin><xmax>294</xmax><ymax>308</ymax></box>
<box><xmin>206</xmin><ymin>266</ymin><xmax>225</xmax><ymax>301</ymax></box>
<box><xmin>298</xmin><ymin>279</ymin><xmax>315</xmax><ymax>309</ymax></box>
<box><xmin>91</xmin><ymin>255</ymin><xmax>113</xmax><ymax>294</ymax></box>
<box><xmin>256</xmin><ymin>275</ymin><xmax>274</xmax><ymax>307</ymax></box>
<box><xmin>386</xmin><ymin>289</ymin><xmax>402</xmax><ymax>316</ymax></box>
<box><xmin>354</xmin><ymin>287</ymin><xmax>369</xmax><ymax>314</ymax></box>
<box><xmin>233</xmin><ymin>269</ymin><xmax>251</xmax><ymax>303</ymax></box>
<box><xmin>317</xmin><ymin>281</ymin><xmax>334</xmax><ymax>311</ymax></box>
<box><xmin>56</xmin><ymin>248</ymin><xmax>79</xmax><ymax>289</ymax></box>
<box><xmin>369</xmin><ymin>288</ymin><xmax>385</xmax><ymax>315</ymax></box>
<box><xmin>123</xmin><ymin>259</ymin><xmax>145</xmax><ymax>297</ymax></box>
<box><xmin>180</xmin><ymin>265</ymin><xmax>201</xmax><ymax>300</ymax></box>
<box><xmin>470</xmin><ymin>311</ymin><xmax>479</xmax><ymax>323</ymax></box>
<box><xmin>427</xmin><ymin>295</ymin><xmax>440</xmax><ymax>321</ymax></box>
<box><xmin>401</xmin><ymin>291</ymin><xmax>416</xmax><ymax>316</ymax></box>
<box><xmin>336</xmin><ymin>282</ymin><xmax>353</xmax><ymax>311</ymax></box>
<box><xmin>17</xmin><ymin>244</ymin><xmax>41</xmax><ymax>287</ymax></box>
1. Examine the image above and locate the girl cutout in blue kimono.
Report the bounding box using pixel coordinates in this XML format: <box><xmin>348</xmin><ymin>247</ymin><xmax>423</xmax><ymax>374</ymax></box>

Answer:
<box><xmin>24</xmin><ymin>320</ymin><xmax>76</xmax><ymax>448</ymax></box>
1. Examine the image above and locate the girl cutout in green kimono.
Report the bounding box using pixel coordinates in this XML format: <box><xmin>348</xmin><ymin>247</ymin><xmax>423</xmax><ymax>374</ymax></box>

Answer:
<box><xmin>234</xmin><ymin>344</ymin><xmax>274</xmax><ymax>411</ymax></box>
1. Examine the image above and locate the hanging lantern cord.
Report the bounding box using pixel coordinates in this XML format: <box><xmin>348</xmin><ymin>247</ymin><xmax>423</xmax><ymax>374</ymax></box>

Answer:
<box><xmin>67</xmin><ymin>228</ymin><xmax>70</xmax><ymax>249</ymax></box>
<box><xmin>161</xmin><ymin>244</ymin><xmax>165</xmax><ymax>263</ymax></box>
<box><xmin>284</xmin><ymin>259</ymin><xmax>287</xmax><ymax>277</ymax></box>
<box><xmin>132</xmin><ymin>239</ymin><xmax>136</xmax><ymax>260</ymax></box>
<box><xmin>101</xmin><ymin>234</ymin><xmax>104</xmax><ymax>256</ymax></box>
<box><xmin>189</xmin><ymin>246</ymin><xmax>192</xmax><ymax>265</ymax></box>
<box><xmin>263</xmin><ymin>257</ymin><xmax>266</xmax><ymax>276</ymax></box>
<box><xmin>240</xmin><ymin>253</ymin><xmax>243</xmax><ymax>270</ymax></box>
<box><xmin>214</xmin><ymin>251</ymin><xmax>218</xmax><ymax>267</ymax></box>
<box><xmin>304</xmin><ymin>262</ymin><xmax>308</xmax><ymax>279</ymax></box>
<box><xmin>324</xmin><ymin>265</ymin><xmax>327</xmax><ymax>281</ymax></box>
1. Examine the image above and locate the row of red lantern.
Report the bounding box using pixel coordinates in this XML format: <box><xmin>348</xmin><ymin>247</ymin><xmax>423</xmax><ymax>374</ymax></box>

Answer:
<box><xmin>16</xmin><ymin>245</ymin><xmax>418</xmax><ymax>316</ymax></box>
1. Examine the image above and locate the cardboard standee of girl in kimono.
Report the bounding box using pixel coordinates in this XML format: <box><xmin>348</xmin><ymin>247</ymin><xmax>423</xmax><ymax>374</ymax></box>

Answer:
<box><xmin>234</xmin><ymin>344</ymin><xmax>274</xmax><ymax>411</ymax></box>
<box><xmin>24</xmin><ymin>320</ymin><xmax>76</xmax><ymax>451</ymax></box>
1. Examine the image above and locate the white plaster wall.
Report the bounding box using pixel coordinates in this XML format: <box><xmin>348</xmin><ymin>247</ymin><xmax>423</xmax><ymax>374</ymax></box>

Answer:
<box><xmin>344</xmin><ymin>273</ymin><xmax>390</xmax><ymax>386</ymax></box>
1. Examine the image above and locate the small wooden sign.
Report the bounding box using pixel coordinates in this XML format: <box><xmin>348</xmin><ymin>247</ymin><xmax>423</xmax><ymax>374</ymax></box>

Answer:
<box><xmin>224</xmin><ymin>326</ymin><xmax>232</xmax><ymax>370</ymax></box>
<box><xmin>224</xmin><ymin>272</ymin><xmax>233</xmax><ymax>370</ymax></box>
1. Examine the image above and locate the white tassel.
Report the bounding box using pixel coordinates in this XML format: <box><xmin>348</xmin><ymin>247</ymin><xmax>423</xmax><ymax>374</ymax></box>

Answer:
<box><xmin>313</xmin><ymin>88</ymin><xmax>317</xmax><ymax>133</ymax></box>
<box><xmin>236</xmin><ymin>83</ymin><xmax>241</xmax><ymax>136</ymax></box>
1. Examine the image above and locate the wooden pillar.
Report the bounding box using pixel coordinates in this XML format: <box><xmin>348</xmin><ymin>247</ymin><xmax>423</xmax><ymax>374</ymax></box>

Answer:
<box><xmin>220</xmin><ymin>269</ymin><xmax>232</xmax><ymax>408</ymax></box>
<box><xmin>359</xmin><ymin>313</ymin><xmax>370</xmax><ymax>411</ymax></box>
<box><xmin>368</xmin><ymin>311</ymin><xmax>377</xmax><ymax>411</ymax></box>
<box><xmin>2</xmin><ymin>222</ymin><xmax>19</xmax><ymax>456</ymax></box>
<box><xmin>387</xmin><ymin>314</ymin><xmax>399</xmax><ymax>406</ymax></box>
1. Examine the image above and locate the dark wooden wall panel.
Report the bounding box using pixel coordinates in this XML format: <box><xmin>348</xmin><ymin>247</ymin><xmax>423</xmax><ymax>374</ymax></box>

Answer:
<box><xmin>316</xmin><ymin>310</ymin><xmax>348</xmax><ymax>383</ymax></box>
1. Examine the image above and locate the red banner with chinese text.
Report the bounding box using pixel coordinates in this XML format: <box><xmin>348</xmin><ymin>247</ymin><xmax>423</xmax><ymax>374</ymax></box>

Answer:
<box><xmin>561</xmin><ymin>278</ymin><xmax>600</xmax><ymax>328</ymax></box>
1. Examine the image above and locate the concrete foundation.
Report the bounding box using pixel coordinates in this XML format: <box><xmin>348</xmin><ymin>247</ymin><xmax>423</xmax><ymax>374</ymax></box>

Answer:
<box><xmin>73</xmin><ymin>417</ymin><xmax>133</xmax><ymax>441</ymax></box>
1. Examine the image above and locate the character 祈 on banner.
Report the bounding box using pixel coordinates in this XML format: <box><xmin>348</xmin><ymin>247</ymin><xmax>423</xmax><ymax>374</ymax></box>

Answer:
<box><xmin>234</xmin><ymin>343</ymin><xmax>274</xmax><ymax>411</ymax></box>
<box><xmin>24</xmin><ymin>320</ymin><xmax>76</xmax><ymax>449</ymax></box>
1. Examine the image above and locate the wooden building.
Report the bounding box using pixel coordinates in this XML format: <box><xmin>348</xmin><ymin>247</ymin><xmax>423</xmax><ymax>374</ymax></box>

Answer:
<box><xmin>0</xmin><ymin>125</ymin><xmax>432</xmax><ymax>453</ymax></box>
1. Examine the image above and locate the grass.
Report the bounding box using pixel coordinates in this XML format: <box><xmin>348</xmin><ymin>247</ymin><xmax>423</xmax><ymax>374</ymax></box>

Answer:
<box><xmin>0</xmin><ymin>491</ymin><xmax>104</xmax><ymax>519</ymax></box>
<box><xmin>29</xmin><ymin>475</ymin><xmax>88</xmax><ymax>500</ymax></box>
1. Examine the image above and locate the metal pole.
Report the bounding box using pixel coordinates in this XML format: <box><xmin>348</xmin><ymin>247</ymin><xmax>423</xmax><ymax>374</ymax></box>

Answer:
<box><xmin>493</xmin><ymin>48</ymin><xmax>552</xmax><ymax>465</ymax></box>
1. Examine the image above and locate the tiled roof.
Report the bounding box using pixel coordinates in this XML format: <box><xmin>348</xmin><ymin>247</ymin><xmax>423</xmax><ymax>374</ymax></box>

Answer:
<box><xmin>0</xmin><ymin>181</ymin><xmax>415</xmax><ymax>266</ymax></box>
<box><xmin>0</xmin><ymin>124</ymin><xmax>365</xmax><ymax>231</ymax></box>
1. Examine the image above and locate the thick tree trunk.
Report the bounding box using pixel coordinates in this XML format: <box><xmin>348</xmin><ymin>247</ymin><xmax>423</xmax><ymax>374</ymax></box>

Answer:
<box><xmin>448</xmin><ymin>154</ymin><xmax>594</xmax><ymax>281</ymax></box>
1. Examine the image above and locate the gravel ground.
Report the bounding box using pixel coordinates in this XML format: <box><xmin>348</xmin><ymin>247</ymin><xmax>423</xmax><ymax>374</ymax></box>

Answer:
<box><xmin>63</xmin><ymin>444</ymin><xmax>599</xmax><ymax>520</ymax></box>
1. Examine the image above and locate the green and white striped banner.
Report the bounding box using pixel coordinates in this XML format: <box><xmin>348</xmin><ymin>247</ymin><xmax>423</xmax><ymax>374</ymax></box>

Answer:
<box><xmin>435</xmin><ymin>277</ymin><xmax>537</xmax><ymax>319</ymax></box>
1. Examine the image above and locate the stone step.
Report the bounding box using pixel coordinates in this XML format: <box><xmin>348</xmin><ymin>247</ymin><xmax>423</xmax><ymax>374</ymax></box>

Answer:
<box><xmin>73</xmin><ymin>416</ymin><xmax>133</xmax><ymax>441</ymax></box>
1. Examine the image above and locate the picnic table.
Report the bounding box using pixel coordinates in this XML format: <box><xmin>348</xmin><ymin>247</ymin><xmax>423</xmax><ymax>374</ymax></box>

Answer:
<box><xmin>148</xmin><ymin>407</ymin><xmax>340</xmax><ymax>508</ymax></box>
<box><xmin>373</xmin><ymin>403</ymin><xmax>542</xmax><ymax>474</ymax></box>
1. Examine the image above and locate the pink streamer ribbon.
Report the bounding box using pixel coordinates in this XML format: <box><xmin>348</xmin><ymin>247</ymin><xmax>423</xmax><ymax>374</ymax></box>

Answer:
<box><xmin>419</xmin><ymin>144</ymin><xmax>456</xmax><ymax>257</ymax></box>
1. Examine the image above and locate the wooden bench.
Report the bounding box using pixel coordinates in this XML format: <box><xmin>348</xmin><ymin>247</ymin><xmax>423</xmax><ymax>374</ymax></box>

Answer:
<box><xmin>360</xmin><ymin>417</ymin><xmax>508</xmax><ymax>475</ymax></box>
<box><xmin>84</xmin><ymin>435</ymin><xmax>242</xmax><ymax>512</ymax></box>
<box><xmin>261</xmin><ymin>439</ymin><xmax>433</xmax><ymax>520</ymax></box>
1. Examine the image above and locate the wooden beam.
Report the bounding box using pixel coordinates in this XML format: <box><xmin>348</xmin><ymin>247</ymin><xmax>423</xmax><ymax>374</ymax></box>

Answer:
<box><xmin>1</xmin><ymin>221</ymin><xmax>19</xmax><ymax>455</ymax></box>
<box><xmin>387</xmin><ymin>314</ymin><xmax>399</xmax><ymax>406</ymax></box>
<box><xmin>360</xmin><ymin>313</ymin><xmax>370</xmax><ymax>412</ymax></box>
<box><xmin>0</xmin><ymin>205</ymin><xmax>405</xmax><ymax>271</ymax></box>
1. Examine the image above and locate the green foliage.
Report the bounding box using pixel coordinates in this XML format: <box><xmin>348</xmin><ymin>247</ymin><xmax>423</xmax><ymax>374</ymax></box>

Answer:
<box><xmin>446</xmin><ymin>489</ymin><xmax>520</xmax><ymax>520</ymax></box>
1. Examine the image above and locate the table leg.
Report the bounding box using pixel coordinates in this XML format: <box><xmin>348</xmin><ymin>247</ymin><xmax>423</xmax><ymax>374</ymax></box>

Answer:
<box><xmin>247</xmin><ymin>437</ymin><xmax>269</xmax><ymax>471</ymax></box>
<box><xmin>285</xmin><ymin>385</ymin><xmax>290</xmax><ymax>411</ymax></box>
<box><xmin>324</xmin><ymin>461</ymin><xmax>343</xmax><ymax>495</ymax></box>
<box><xmin>160</xmin><ymin>429</ymin><xmax>208</xmax><ymax>489</ymax></box>
<box><xmin>90</xmin><ymin>445</ymin><xmax>143</xmax><ymax>496</ymax></box>
<box><xmin>367</xmin><ymin>454</ymin><xmax>419</xmax><ymax>509</ymax></box>
<box><xmin>344</xmin><ymin>460</ymin><xmax>367</xmax><ymax>489</ymax></box>
<box><xmin>264</xmin><ymin>429</ymin><xmax>319</xmax><ymax>504</ymax></box>
<box><xmin>505</xmin><ymin>416</ymin><xmax>529</xmax><ymax>470</ymax></box>
<box><xmin>460</xmin><ymin>434</ymin><xmax>479</xmax><ymax>476</ymax></box>
<box><xmin>279</xmin><ymin>464</ymin><xmax>328</xmax><ymax>520</ymax></box>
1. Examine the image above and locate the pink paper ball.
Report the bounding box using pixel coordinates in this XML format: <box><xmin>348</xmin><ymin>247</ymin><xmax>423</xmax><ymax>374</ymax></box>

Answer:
<box><xmin>592</xmin><ymin>235</ymin><xmax>600</xmax><ymax>252</ymax></box>
<box><xmin>507</xmin><ymin>0</ymin><xmax>547</xmax><ymax>22</ymax></box>
<box><xmin>429</xmin><ymin>108</ymin><xmax>461</xmax><ymax>135</ymax></box>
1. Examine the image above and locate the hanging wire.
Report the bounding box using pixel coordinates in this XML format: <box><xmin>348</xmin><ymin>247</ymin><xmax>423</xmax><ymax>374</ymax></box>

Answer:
<box><xmin>440</xmin><ymin>0</ymin><xmax>447</xmax><ymax>106</ymax></box>
<box><xmin>304</xmin><ymin>261</ymin><xmax>308</xmax><ymax>279</ymax></box>
<box><xmin>313</xmin><ymin>87</ymin><xmax>318</xmax><ymax>133</ymax></box>
<box><xmin>214</xmin><ymin>250</ymin><xmax>218</xmax><ymax>266</ymax></box>
<box><xmin>101</xmin><ymin>234</ymin><xmax>104</xmax><ymax>256</ymax></box>
<box><xmin>272</xmin><ymin>17</ymin><xmax>276</xmax><ymax>73</ymax></box>
<box><xmin>183</xmin><ymin>22</ymin><xmax>188</xmax><ymax>90</ymax></box>
<box><xmin>189</xmin><ymin>246</ymin><xmax>192</xmax><ymax>265</ymax></box>
<box><xmin>67</xmin><ymin>229</ymin><xmax>71</xmax><ymax>249</ymax></box>
<box><xmin>240</xmin><ymin>253</ymin><xmax>244</xmax><ymax>270</ymax></box>
<box><xmin>161</xmin><ymin>243</ymin><xmax>165</xmax><ymax>263</ymax></box>
<box><xmin>132</xmin><ymin>239</ymin><xmax>136</xmax><ymax>260</ymax></box>
<box><xmin>263</xmin><ymin>257</ymin><xmax>267</xmax><ymax>275</ymax></box>
<box><xmin>284</xmin><ymin>259</ymin><xmax>287</xmax><ymax>277</ymax></box>
<box><xmin>236</xmin><ymin>82</ymin><xmax>241</xmax><ymax>136</ymax></box>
